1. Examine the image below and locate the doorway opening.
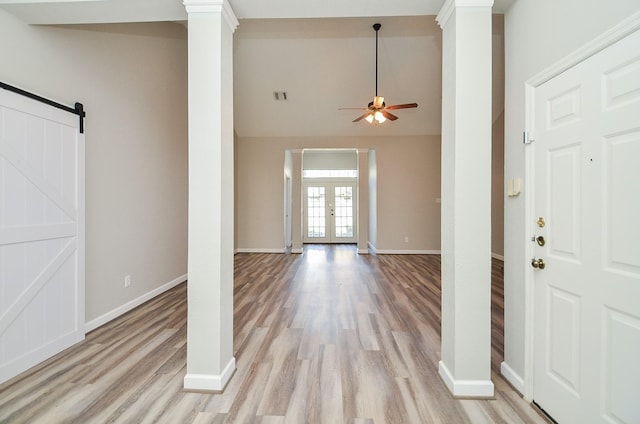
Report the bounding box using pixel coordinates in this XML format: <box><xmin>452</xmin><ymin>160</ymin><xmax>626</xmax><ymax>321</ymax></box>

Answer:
<box><xmin>303</xmin><ymin>149</ymin><xmax>358</xmax><ymax>245</ymax></box>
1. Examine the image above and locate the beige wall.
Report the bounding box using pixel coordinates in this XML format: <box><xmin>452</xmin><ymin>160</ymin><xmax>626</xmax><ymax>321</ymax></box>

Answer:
<box><xmin>235</xmin><ymin>132</ymin><xmax>509</xmax><ymax>254</ymax></box>
<box><xmin>236</xmin><ymin>135</ymin><xmax>441</xmax><ymax>252</ymax></box>
<box><xmin>0</xmin><ymin>11</ymin><xmax>189</xmax><ymax>324</ymax></box>
<box><xmin>492</xmin><ymin>111</ymin><xmax>505</xmax><ymax>257</ymax></box>
<box><xmin>375</xmin><ymin>136</ymin><xmax>441</xmax><ymax>252</ymax></box>
<box><xmin>503</xmin><ymin>0</ymin><xmax>639</xmax><ymax>385</ymax></box>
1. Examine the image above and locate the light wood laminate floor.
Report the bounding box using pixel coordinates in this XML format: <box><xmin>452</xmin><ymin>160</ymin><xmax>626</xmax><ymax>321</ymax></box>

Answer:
<box><xmin>0</xmin><ymin>244</ymin><xmax>546</xmax><ymax>423</ymax></box>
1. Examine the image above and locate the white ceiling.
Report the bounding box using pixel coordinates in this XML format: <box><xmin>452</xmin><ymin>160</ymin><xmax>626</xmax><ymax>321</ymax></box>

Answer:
<box><xmin>0</xmin><ymin>0</ymin><xmax>514</xmax><ymax>23</ymax></box>
<box><xmin>0</xmin><ymin>0</ymin><xmax>508</xmax><ymax>138</ymax></box>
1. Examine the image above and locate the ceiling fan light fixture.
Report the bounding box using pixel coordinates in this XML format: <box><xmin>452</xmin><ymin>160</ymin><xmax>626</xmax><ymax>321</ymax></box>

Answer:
<box><xmin>364</xmin><ymin>110</ymin><xmax>386</xmax><ymax>124</ymax></box>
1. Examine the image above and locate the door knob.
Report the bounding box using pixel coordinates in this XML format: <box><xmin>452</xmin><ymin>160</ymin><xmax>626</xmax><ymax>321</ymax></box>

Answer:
<box><xmin>531</xmin><ymin>258</ymin><xmax>545</xmax><ymax>269</ymax></box>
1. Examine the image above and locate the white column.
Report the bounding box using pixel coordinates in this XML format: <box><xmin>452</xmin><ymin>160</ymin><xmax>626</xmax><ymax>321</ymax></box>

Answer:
<box><xmin>183</xmin><ymin>0</ymin><xmax>238</xmax><ymax>392</ymax></box>
<box><xmin>436</xmin><ymin>0</ymin><xmax>494</xmax><ymax>397</ymax></box>
<box><xmin>291</xmin><ymin>150</ymin><xmax>303</xmax><ymax>254</ymax></box>
<box><xmin>357</xmin><ymin>148</ymin><xmax>369</xmax><ymax>254</ymax></box>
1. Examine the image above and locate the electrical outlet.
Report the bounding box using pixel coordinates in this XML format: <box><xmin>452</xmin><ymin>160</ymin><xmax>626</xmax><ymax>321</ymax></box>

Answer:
<box><xmin>404</xmin><ymin>236</ymin><xmax>409</xmax><ymax>243</ymax></box>
<box><xmin>124</xmin><ymin>275</ymin><xmax>131</xmax><ymax>288</ymax></box>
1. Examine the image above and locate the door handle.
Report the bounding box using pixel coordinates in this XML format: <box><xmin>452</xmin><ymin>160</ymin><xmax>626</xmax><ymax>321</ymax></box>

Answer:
<box><xmin>531</xmin><ymin>258</ymin><xmax>545</xmax><ymax>269</ymax></box>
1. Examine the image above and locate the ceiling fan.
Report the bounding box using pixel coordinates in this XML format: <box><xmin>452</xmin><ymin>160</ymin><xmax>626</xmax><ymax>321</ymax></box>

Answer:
<box><xmin>339</xmin><ymin>23</ymin><xmax>418</xmax><ymax>124</ymax></box>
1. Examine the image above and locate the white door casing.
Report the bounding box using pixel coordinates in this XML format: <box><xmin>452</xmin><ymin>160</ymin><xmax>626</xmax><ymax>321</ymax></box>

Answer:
<box><xmin>0</xmin><ymin>88</ymin><xmax>85</xmax><ymax>385</ymax></box>
<box><xmin>531</xmin><ymin>27</ymin><xmax>640</xmax><ymax>423</ymax></box>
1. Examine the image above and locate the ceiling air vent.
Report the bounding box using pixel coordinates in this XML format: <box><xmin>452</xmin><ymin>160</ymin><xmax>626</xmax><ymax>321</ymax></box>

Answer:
<box><xmin>273</xmin><ymin>91</ymin><xmax>288</xmax><ymax>101</ymax></box>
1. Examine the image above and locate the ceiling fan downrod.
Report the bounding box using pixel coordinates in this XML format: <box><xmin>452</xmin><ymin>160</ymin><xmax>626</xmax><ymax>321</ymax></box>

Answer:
<box><xmin>373</xmin><ymin>23</ymin><xmax>381</xmax><ymax>97</ymax></box>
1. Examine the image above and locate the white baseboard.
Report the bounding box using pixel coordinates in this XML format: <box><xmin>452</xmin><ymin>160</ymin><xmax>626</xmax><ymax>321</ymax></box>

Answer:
<box><xmin>235</xmin><ymin>246</ymin><xmax>442</xmax><ymax>256</ymax></box>
<box><xmin>438</xmin><ymin>360</ymin><xmax>495</xmax><ymax>398</ymax></box>
<box><xmin>235</xmin><ymin>248</ymin><xmax>286</xmax><ymax>253</ymax></box>
<box><xmin>368</xmin><ymin>241</ymin><xmax>377</xmax><ymax>255</ymax></box>
<box><xmin>84</xmin><ymin>273</ymin><xmax>187</xmax><ymax>333</ymax></box>
<box><xmin>184</xmin><ymin>356</ymin><xmax>236</xmax><ymax>392</ymax></box>
<box><xmin>500</xmin><ymin>361</ymin><xmax>525</xmax><ymax>395</ymax></box>
<box><xmin>492</xmin><ymin>253</ymin><xmax>505</xmax><ymax>261</ymax></box>
<box><xmin>375</xmin><ymin>249</ymin><xmax>441</xmax><ymax>255</ymax></box>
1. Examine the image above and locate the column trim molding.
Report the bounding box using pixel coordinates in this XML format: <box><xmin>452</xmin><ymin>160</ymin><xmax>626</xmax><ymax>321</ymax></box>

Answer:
<box><xmin>438</xmin><ymin>360</ymin><xmax>495</xmax><ymax>398</ymax></box>
<box><xmin>183</xmin><ymin>0</ymin><xmax>238</xmax><ymax>32</ymax></box>
<box><xmin>436</xmin><ymin>0</ymin><xmax>494</xmax><ymax>29</ymax></box>
<box><xmin>184</xmin><ymin>357</ymin><xmax>236</xmax><ymax>392</ymax></box>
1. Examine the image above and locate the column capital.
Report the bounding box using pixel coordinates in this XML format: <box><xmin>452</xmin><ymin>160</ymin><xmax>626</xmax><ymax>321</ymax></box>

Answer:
<box><xmin>183</xmin><ymin>0</ymin><xmax>239</xmax><ymax>32</ymax></box>
<box><xmin>436</xmin><ymin>0</ymin><xmax>494</xmax><ymax>29</ymax></box>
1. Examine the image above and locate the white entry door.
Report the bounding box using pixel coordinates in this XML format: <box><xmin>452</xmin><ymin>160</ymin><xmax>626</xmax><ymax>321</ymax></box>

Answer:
<box><xmin>304</xmin><ymin>182</ymin><xmax>357</xmax><ymax>243</ymax></box>
<box><xmin>532</xmin><ymin>29</ymin><xmax>640</xmax><ymax>422</ymax></box>
<box><xmin>0</xmin><ymin>88</ymin><xmax>85</xmax><ymax>384</ymax></box>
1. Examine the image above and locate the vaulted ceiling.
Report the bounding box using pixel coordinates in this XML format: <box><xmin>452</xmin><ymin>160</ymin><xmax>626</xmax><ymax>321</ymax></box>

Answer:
<box><xmin>0</xmin><ymin>0</ymin><xmax>509</xmax><ymax>138</ymax></box>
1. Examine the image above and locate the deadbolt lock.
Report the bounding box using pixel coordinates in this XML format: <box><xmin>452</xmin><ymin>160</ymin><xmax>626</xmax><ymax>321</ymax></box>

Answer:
<box><xmin>537</xmin><ymin>217</ymin><xmax>546</xmax><ymax>228</ymax></box>
<box><xmin>531</xmin><ymin>258</ymin><xmax>546</xmax><ymax>269</ymax></box>
<box><xmin>536</xmin><ymin>236</ymin><xmax>546</xmax><ymax>247</ymax></box>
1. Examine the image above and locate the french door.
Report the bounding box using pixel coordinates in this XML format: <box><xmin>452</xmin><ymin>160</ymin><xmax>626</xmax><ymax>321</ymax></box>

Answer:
<box><xmin>303</xmin><ymin>182</ymin><xmax>356</xmax><ymax>243</ymax></box>
<box><xmin>532</xmin><ymin>28</ymin><xmax>640</xmax><ymax>423</ymax></box>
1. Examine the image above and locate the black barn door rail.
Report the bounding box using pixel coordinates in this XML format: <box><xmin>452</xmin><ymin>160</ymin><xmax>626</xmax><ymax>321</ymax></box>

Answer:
<box><xmin>0</xmin><ymin>81</ymin><xmax>85</xmax><ymax>133</ymax></box>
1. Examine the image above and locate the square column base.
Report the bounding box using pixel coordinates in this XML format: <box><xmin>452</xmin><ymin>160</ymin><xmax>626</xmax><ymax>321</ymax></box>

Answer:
<box><xmin>184</xmin><ymin>357</ymin><xmax>236</xmax><ymax>393</ymax></box>
<box><xmin>438</xmin><ymin>360</ymin><xmax>495</xmax><ymax>398</ymax></box>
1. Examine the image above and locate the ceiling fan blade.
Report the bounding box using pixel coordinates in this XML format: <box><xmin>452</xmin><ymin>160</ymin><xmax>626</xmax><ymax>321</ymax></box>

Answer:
<box><xmin>338</xmin><ymin>107</ymin><xmax>369</xmax><ymax>110</ymax></box>
<box><xmin>385</xmin><ymin>103</ymin><xmax>418</xmax><ymax>110</ymax></box>
<box><xmin>381</xmin><ymin>110</ymin><xmax>398</xmax><ymax>121</ymax></box>
<box><xmin>353</xmin><ymin>112</ymin><xmax>372</xmax><ymax>123</ymax></box>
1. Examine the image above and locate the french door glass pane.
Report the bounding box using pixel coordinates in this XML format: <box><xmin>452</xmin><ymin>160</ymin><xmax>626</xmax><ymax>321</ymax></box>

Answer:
<box><xmin>307</xmin><ymin>186</ymin><xmax>326</xmax><ymax>238</ymax></box>
<box><xmin>334</xmin><ymin>186</ymin><xmax>353</xmax><ymax>238</ymax></box>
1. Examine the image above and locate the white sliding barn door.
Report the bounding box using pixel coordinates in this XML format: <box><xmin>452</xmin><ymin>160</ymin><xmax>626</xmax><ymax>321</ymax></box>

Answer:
<box><xmin>0</xmin><ymin>89</ymin><xmax>85</xmax><ymax>384</ymax></box>
<box><xmin>532</xmin><ymin>28</ymin><xmax>640</xmax><ymax>423</ymax></box>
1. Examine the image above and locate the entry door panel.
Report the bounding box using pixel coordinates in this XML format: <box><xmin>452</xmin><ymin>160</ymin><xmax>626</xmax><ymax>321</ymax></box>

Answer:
<box><xmin>332</xmin><ymin>185</ymin><xmax>355</xmax><ymax>240</ymax></box>
<box><xmin>306</xmin><ymin>185</ymin><xmax>329</xmax><ymax>242</ymax></box>
<box><xmin>0</xmin><ymin>89</ymin><xmax>85</xmax><ymax>385</ymax></box>
<box><xmin>533</xmin><ymin>29</ymin><xmax>640</xmax><ymax>423</ymax></box>
<box><xmin>304</xmin><ymin>183</ymin><xmax>356</xmax><ymax>243</ymax></box>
